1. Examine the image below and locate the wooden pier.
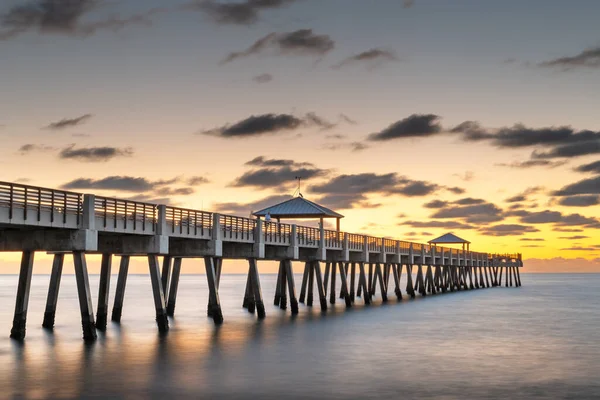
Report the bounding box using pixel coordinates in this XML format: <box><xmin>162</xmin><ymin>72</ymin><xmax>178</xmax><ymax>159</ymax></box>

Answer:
<box><xmin>0</xmin><ymin>181</ymin><xmax>523</xmax><ymax>341</ymax></box>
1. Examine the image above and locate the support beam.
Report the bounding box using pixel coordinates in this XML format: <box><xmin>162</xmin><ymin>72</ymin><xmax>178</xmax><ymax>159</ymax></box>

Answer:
<box><xmin>406</xmin><ymin>265</ymin><xmax>415</xmax><ymax>298</ymax></box>
<box><xmin>166</xmin><ymin>258</ymin><xmax>182</xmax><ymax>317</ymax></box>
<box><xmin>337</xmin><ymin>262</ymin><xmax>352</xmax><ymax>308</ymax></box>
<box><xmin>10</xmin><ymin>251</ymin><xmax>35</xmax><ymax>340</ymax></box>
<box><xmin>95</xmin><ymin>253</ymin><xmax>112</xmax><ymax>331</ymax></box>
<box><xmin>161</xmin><ymin>256</ymin><xmax>172</xmax><ymax>301</ymax></box>
<box><xmin>307</xmin><ymin>262</ymin><xmax>314</xmax><ymax>307</ymax></box>
<box><xmin>284</xmin><ymin>260</ymin><xmax>299</xmax><ymax>315</ymax></box>
<box><xmin>329</xmin><ymin>261</ymin><xmax>337</xmax><ymax>304</ymax></box>
<box><xmin>299</xmin><ymin>262</ymin><xmax>309</xmax><ymax>304</ymax></box>
<box><xmin>279</xmin><ymin>260</ymin><xmax>287</xmax><ymax>310</ymax></box>
<box><xmin>516</xmin><ymin>267</ymin><xmax>522</xmax><ymax>287</ymax></box>
<box><xmin>243</xmin><ymin>268</ymin><xmax>253</xmax><ymax>311</ymax></box>
<box><xmin>42</xmin><ymin>253</ymin><xmax>64</xmax><ymax>330</ymax></box>
<box><xmin>392</xmin><ymin>264</ymin><xmax>402</xmax><ymax>299</ymax></box>
<box><xmin>375</xmin><ymin>263</ymin><xmax>387</xmax><ymax>302</ymax></box>
<box><xmin>313</xmin><ymin>261</ymin><xmax>328</xmax><ymax>311</ymax></box>
<box><xmin>73</xmin><ymin>251</ymin><xmax>97</xmax><ymax>341</ymax></box>
<box><xmin>274</xmin><ymin>261</ymin><xmax>283</xmax><ymax>306</ymax></box>
<box><xmin>358</xmin><ymin>262</ymin><xmax>370</xmax><ymax>305</ymax></box>
<box><xmin>204</xmin><ymin>256</ymin><xmax>223</xmax><ymax>324</ymax></box>
<box><xmin>111</xmin><ymin>255</ymin><xmax>130</xmax><ymax>322</ymax></box>
<box><xmin>148</xmin><ymin>255</ymin><xmax>169</xmax><ymax>332</ymax></box>
<box><xmin>323</xmin><ymin>262</ymin><xmax>330</xmax><ymax>297</ymax></box>
<box><xmin>350</xmin><ymin>263</ymin><xmax>356</xmax><ymax>302</ymax></box>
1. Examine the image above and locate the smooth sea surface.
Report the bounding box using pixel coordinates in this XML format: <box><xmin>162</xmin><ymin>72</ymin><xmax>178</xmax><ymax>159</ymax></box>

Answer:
<box><xmin>0</xmin><ymin>272</ymin><xmax>599</xmax><ymax>399</ymax></box>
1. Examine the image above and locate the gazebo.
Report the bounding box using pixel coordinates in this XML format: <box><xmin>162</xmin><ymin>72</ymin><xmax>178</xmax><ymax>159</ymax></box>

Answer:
<box><xmin>428</xmin><ymin>232</ymin><xmax>471</xmax><ymax>251</ymax></box>
<box><xmin>253</xmin><ymin>196</ymin><xmax>344</xmax><ymax>231</ymax></box>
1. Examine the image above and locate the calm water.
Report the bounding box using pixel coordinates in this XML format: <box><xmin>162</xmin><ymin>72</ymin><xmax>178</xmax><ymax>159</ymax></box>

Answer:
<box><xmin>0</xmin><ymin>272</ymin><xmax>599</xmax><ymax>399</ymax></box>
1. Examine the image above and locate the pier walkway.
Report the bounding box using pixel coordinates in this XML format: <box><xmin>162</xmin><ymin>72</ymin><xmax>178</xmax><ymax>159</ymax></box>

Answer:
<box><xmin>0</xmin><ymin>181</ymin><xmax>523</xmax><ymax>341</ymax></box>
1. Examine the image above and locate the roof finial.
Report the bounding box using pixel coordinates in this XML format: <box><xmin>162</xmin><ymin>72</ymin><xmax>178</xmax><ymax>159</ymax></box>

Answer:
<box><xmin>293</xmin><ymin>176</ymin><xmax>303</xmax><ymax>198</ymax></box>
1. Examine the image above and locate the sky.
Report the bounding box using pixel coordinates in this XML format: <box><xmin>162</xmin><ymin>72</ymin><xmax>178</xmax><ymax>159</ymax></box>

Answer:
<box><xmin>0</xmin><ymin>0</ymin><xmax>599</xmax><ymax>273</ymax></box>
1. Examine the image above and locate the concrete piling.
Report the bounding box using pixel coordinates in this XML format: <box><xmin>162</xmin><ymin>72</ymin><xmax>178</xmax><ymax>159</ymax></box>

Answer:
<box><xmin>148</xmin><ymin>255</ymin><xmax>169</xmax><ymax>332</ymax></box>
<box><xmin>95</xmin><ymin>253</ymin><xmax>112</xmax><ymax>331</ymax></box>
<box><xmin>111</xmin><ymin>255</ymin><xmax>130</xmax><ymax>322</ymax></box>
<box><xmin>42</xmin><ymin>253</ymin><xmax>65</xmax><ymax>330</ymax></box>
<box><xmin>166</xmin><ymin>258</ymin><xmax>182</xmax><ymax>317</ymax></box>
<box><xmin>73</xmin><ymin>251</ymin><xmax>97</xmax><ymax>341</ymax></box>
<box><xmin>10</xmin><ymin>251</ymin><xmax>35</xmax><ymax>340</ymax></box>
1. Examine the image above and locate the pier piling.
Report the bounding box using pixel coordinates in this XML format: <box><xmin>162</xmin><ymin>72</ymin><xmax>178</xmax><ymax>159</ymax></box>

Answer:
<box><xmin>111</xmin><ymin>255</ymin><xmax>130</xmax><ymax>322</ymax></box>
<box><xmin>73</xmin><ymin>251</ymin><xmax>97</xmax><ymax>341</ymax></box>
<box><xmin>10</xmin><ymin>251</ymin><xmax>35</xmax><ymax>340</ymax></box>
<box><xmin>42</xmin><ymin>253</ymin><xmax>65</xmax><ymax>330</ymax></box>
<box><xmin>95</xmin><ymin>253</ymin><xmax>112</xmax><ymax>331</ymax></box>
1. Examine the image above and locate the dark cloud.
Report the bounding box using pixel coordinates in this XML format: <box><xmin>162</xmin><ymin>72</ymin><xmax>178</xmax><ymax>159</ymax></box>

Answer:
<box><xmin>405</xmin><ymin>231</ymin><xmax>432</xmax><ymax>237</ymax></box>
<box><xmin>539</xmin><ymin>46</ymin><xmax>600</xmax><ymax>71</ymax></box>
<box><xmin>532</xmin><ymin>141</ymin><xmax>600</xmax><ymax>159</ymax></box>
<box><xmin>192</xmin><ymin>0</ymin><xmax>295</xmax><ymax>25</ymax></box>
<box><xmin>339</xmin><ymin>114</ymin><xmax>357</xmax><ymax>125</ymax></box>
<box><xmin>553</xmin><ymin>176</ymin><xmax>600</xmax><ymax>196</ymax></box>
<box><xmin>520</xmin><ymin>238</ymin><xmax>545</xmax><ymax>242</ymax></box>
<box><xmin>0</xmin><ymin>1</ymin><xmax>163</xmax><ymax>40</ymax></box>
<box><xmin>557</xmin><ymin>195</ymin><xmax>600</xmax><ymax>207</ymax></box>
<box><xmin>553</xmin><ymin>227</ymin><xmax>584</xmax><ymax>233</ymax></box>
<box><xmin>332</xmin><ymin>48</ymin><xmax>398</xmax><ymax>69</ymax></box>
<box><xmin>368</xmin><ymin>114</ymin><xmax>442</xmax><ymax>141</ymax></box>
<box><xmin>155</xmin><ymin>187</ymin><xmax>195</xmax><ymax>196</ymax></box>
<box><xmin>59</xmin><ymin>145</ymin><xmax>133</xmax><ymax>162</ymax></box>
<box><xmin>402</xmin><ymin>220</ymin><xmax>475</xmax><ymax>230</ymax></box>
<box><xmin>253</xmin><ymin>73</ymin><xmax>273</xmax><ymax>83</ymax></box>
<box><xmin>200</xmin><ymin>112</ymin><xmax>334</xmax><ymax>138</ymax></box>
<box><xmin>213</xmin><ymin>194</ymin><xmax>292</xmax><ymax>216</ymax></box>
<box><xmin>430</xmin><ymin>202</ymin><xmax>504</xmax><ymax>224</ymax></box>
<box><xmin>505</xmin><ymin>186</ymin><xmax>543</xmax><ymax>203</ymax></box>
<box><xmin>479</xmin><ymin>224</ymin><xmax>540</xmax><ymax>236</ymax></box>
<box><xmin>423</xmin><ymin>200</ymin><xmax>448</xmax><ymax>209</ymax></box>
<box><xmin>450</xmin><ymin>121</ymin><xmax>493</xmax><ymax>142</ymax></box>
<box><xmin>221</xmin><ymin>29</ymin><xmax>335</xmax><ymax>64</ymax></box>
<box><xmin>44</xmin><ymin>114</ymin><xmax>92</xmax><ymax>130</ymax></box>
<box><xmin>513</xmin><ymin>209</ymin><xmax>600</xmax><ymax>228</ymax></box>
<box><xmin>315</xmin><ymin>193</ymin><xmax>380</xmax><ymax>210</ymax></box>
<box><xmin>18</xmin><ymin>144</ymin><xmax>55</xmax><ymax>154</ymax></box>
<box><xmin>575</xmin><ymin>160</ymin><xmax>600</xmax><ymax>174</ymax></box>
<box><xmin>423</xmin><ymin>198</ymin><xmax>484</xmax><ymax>209</ymax></box>
<box><xmin>560</xmin><ymin>246</ymin><xmax>600</xmax><ymax>251</ymax></box>
<box><xmin>187</xmin><ymin>176</ymin><xmax>210</xmax><ymax>185</ymax></box>
<box><xmin>454</xmin><ymin>197</ymin><xmax>485</xmax><ymax>206</ymax></box>
<box><xmin>60</xmin><ymin>175</ymin><xmax>199</xmax><ymax>196</ymax></box>
<box><xmin>559</xmin><ymin>235</ymin><xmax>590</xmax><ymax>240</ymax></box>
<box><xmin>231</xmin><ymin>157</ymin><xmax>329</xmax><ymax>189</ymax></box>
<box><xmin>323</xmin><ymin>141</ymin><xmax>369</xmax><ymax>152</ymax></box>
<box><xmin>496</xmin><ymin>160</ymin><xmax>567</xmax><ymax>169</ymax></box>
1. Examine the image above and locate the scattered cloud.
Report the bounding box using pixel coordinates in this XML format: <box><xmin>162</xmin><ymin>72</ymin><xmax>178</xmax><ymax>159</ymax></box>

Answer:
<box><xmin>192</xmin><ymin>0</ymin><xmax>295</xmax><ymax>25</ymax></box>
<box><xmin>187</xmin><ymin>176</ymin><xmax>210</xmax><ymax>185</ymax></box>
<box><xmin>403</xmin><ymin>0</ymin><xmax>415</xmax><ymax>8</ymax></box>
<box><xmin>453</xmin><ymin>171</ymin><xmax>475</xmax><ymax>182</ymax></box>
<box><xmin>402</xmin><ymin>220</ymin><xmax>475</xmax><ymax>230</ymax></box>
<box><xmin>339</xmin><ymin>114</ymin><xmax>357</xmax><ymax>125</ymax></box>
<box><xmin>221</xmin><ymin>29</ymin><xmax>335</xmax><ymax>64</ymax></box>
<box><xmin>560</xmin><ymin>246</ymin><xmax>600</xmax><ymax>251</ymax></box>
<box><xmin>44</xmin><ymin>114</ymin><xmax>92</xmax><ymax>131</ymax></box>
<box><xmin>539</xmin><ymin>46</ymin><xmax>600</xmax><ymax>71</ymax></box>
<box><xmin>200</xmin><ymin>112</ymin><xmax>335</xmax><ymax>138</ymax></box>
<box><xmin>430</xmin><ymin>202</ymin><xmax>504</xmax><ymax>224</ymax></box>
<box><xmin>557</xmin><ymin>195</ymin><xmax>600</xmax><ymax>207</ymax></box>
<box><xmin>58</xmin><ymin>145</ymin><xmax>133</xmax><ymax>162</ymax></box>
<box><xmin>60</xmin><ymin>175</ymin><xmax>199</xmax><ymax>197</ymax></box>
<box><xmin>505</xmin><ymin>186</ymin><xmax>543</xmax><ymax>203</ymax></box>
<box><xmin>332</xmin><ymin>48</ymin><xmax>398</xmax><ymax>69</ymax></box>
<box><xmin>231</xmin><ymin>157</ymin><xmax>329</xmax><ymax>189</ymax></box>
<box><xmin>559</xmin><ymin>235</ymin><xmax>590</xmax><ymax>240</ymax></box>
<box><xmin>18</xmin><ymin>143</ymin><xmax>55</xmax><ymax>154</ymax></box>
<box><xmin>0</xmin><ymin>1</ymin><xmax>163</xmax><ymax>40</ymax></box>
<box><xmin>213</xmin><ymin>194</ymin><xmax>292</xmax><ymax>215</ymax></box>
<box><xmin>253</xmin><ymin>73</ymin><xmax>273</xmax><ymax>83</ymax></box>
<box><xmin>323</xmin><ymin>141</ymin><xmax>369</xmax><ymax>152</ymax></box>
<box><xmin>479</xmin><ymin>224</ymin><xmax>540</xmax><ymax>236</ymax></box>
<box><xmin>368</xmin><ymin>114</ymin><xmax>442</xmax><ymax>141</ymax></box>
<box><xmin>553</xmin><ymin>176</ymin><xmax>600</xmax><ymax>196</ymax></box>
<box><xmin>575</xmin><ymin>160</ymin><xmax>600</xmax><ymax>174</ymax></box>
<box><xmin>496</xmin><ymin>160</ymin><xmax>566</xmax><ymax>169</ymax></box>
<box><xmin>511</xmin><ymin>209</ymin><xmax>600</xmax><ymax>228</ymax></box>
<box><xmin>520</xmin><ymin>238</ymin><xmax>545</xmax><ymax>242</ymax></box>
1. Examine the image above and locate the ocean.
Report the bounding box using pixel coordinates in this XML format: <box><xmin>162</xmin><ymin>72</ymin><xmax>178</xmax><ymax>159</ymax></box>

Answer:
<box><xmin>1</xmin><ymin>273</ymin><xmax>599</xmax><ymax>399</ymax></box>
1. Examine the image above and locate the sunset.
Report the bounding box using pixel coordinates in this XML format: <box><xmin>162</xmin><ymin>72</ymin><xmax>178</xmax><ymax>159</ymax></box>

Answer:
<box><xmin>1</xmin><ymin>0</ymin><xmax>599</xmax><ymax>399</ymax></box>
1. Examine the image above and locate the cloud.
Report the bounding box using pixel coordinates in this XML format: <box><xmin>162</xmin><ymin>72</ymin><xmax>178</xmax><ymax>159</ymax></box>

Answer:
<box><xmin>187</xmin><ymin>176</ymin><xmax>210</xmax><ymax>185</ymax></box>
<box><xmin>200</xmin><ymin>112</ymin><xmax>335</xmax><ymax>138</ymax></box>
<box><xmin>553</xmin><ymin>176</ymin><xmax>600</xmax><ymax>196</ymax></box>
<box><xmin>557</xmin><ymin>195</ymin><xmax>600</xmax><ymax>207</ymax></box>
<box><xmin>0</xmin><ymin>1</ymin><xmax>163</xmax><ymax>40</ymax></box>
<box><xmin>512</xmin><ymin>209</ymin><xmax>600</xmax><ymax>228</ymax></box>
<box><xmin>453</xmin><ymin>171</ymin><xmax>475</xmax><ymax>181</ymax></box>
<box><xmin>368</xmin><ymin>114</ymin><xmax>442</xmax><ymax>141</ymax></box>
<box><xmin>192</xmin><ymin>0</ymin><xmax>295</xmax><ymax>25</ymax></box>
<box><xmin>532</xmin><ymin>141</ymin><xmax>600</xmax><ymax>159</ymax></box>
<box><xmin>339</xmin><ymin>114</ymin><xmax>357</xmax><ymax>125</ymax></box>
<box><xmin>231</xmin><ymin>158</ymin><xmax>329</xmax><ymax>189</ymax></box>
<box><xmin>552</xmin><ymin>227</ymin><xmax>584</xmax><ymax>233</ymax></box>
<box><xmin>315</xmin><ymin>193</ymin><xmax>380</xmax><ymax>210</ymax></box>
<box><xmin>496</xmin><ymin>160</ymin><xmax>567</xmax><ymax>169</ymax></box>
<box><xmin>520</xmin><ymin>238</ymin><xmax>545</xmax><ymax>242</ymax></box>
<box><xmin>478</xmin><ymin>224</ymin><xmax>539</xmax><ymax>236</ymax></box>
<box><xmin>332</xmin><ymin>48</ymin><xmax>398</xmax><ymax>69</ymax></box>
<box><xmin>430</xmin><ymin>202</ymin><xmax>504</xmax><ymax>224</ymax></box>
<box><xmin>253</xmin><ymin>73</ymin><xmax>273</xmax><ymax>83</ymax></box>
<box><xmin>18</xmin><ymin>143</ymin><xmax>55</xmax><ymax>154</ymax></box>
<box><xmin>560</xmin><ymin>246</ymin><xmax>600</xmax><ymax>251</ymax></box>
<box><xmin>423</xmin><ymin>200</ymin><xmax>448</xmax><ymax>209</ymax></box>
<box><xmin>44</xmin><ymin>114</ymin><xmax>92</xmax><ymax>130</ymax></box>
<box><xmin>423</xmin><ymin>198</ymin><xmax>484</xmax><ymax>209</ymax></box>
<box><xmin>213</xmin><ymin>194</ymin><xmax>292</xmax><ymax>215</ymax></box>
<box><xmin>60</xmin><ymin>175</ymin><xmax>200</xmax><ymax>196</ymax></box>
<box><xmin>505</xmin><ymin>186</ymin><xmax>543</xmax><ymax>203</ymax></box>
<box><xmin>539</xmin><ymin>46</ymin><xmax>600</xmax><ymax>71</ymax></box>
<box><xmin>403</xmin><ymin>0</ymin><xmax>415</xmax><ymax>8</ymax></box>
<box><xmin>402</xmin><ymin>220</ymin><xmax>475</xmax><ymax>230</ymax></box>
<box><xmin>323</xmin><ymin>141</ymin><xmax>369</xmax><ymax>152</ymax></box>
<box><xmin>58</xmin><ymin>145</ymin><xmax>133</xmax><ymax>162</ymax></box>
<box><xmin>575</xmin><ymin>160</ymin><xmax>600</xmax><ymax>174</ymax></box>
<box><xmin>559</xmin><ymin>235</ymin><xmax>590</xmax><ymax>240</ymax></box>
<box><xmin>221</xmin><ymin>29</ymin><xmax>335</xmax><ymax>64</ymax></box>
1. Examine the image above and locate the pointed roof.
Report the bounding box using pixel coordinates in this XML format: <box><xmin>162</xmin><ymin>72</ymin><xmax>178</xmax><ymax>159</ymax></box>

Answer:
<box><xmin>253</xmin><ymin>196</ymin><xmax>344</xmax><ymax>219</ymax></box>
<box><xmin>428</xmin><ymin>232</ymin><xmax>470</xmax><ymax>244</ymax></box>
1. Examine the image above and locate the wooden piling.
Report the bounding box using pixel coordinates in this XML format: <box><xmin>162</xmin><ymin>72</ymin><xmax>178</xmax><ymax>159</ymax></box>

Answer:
<box><xmin>307</xmin><ymin>262</ymin><xmax>315</xmax><ymax>307</ymax></box>
<box><xmin>249</xmin><ymin>258</ymin><xmax>265</xmax><ymax>319</ymax></box>
<box><xmin>484</xmin><ymin>266</ymin><xmax>490</xmax><ymax>288</ymax></box>
<box><xmin>204</xmin><ymin>256</ymin><xmax>223</xmax><ymax>324</ymax></box>
<box><xmin>516</xmin><ymin>266</ymin><xmax>522</xmax><ymax>287</ymax></box>
<box><xmin>375</xmin><ymin>263</ymin><xmax>388</xmax><ymax>302</ymax></box>
<box><xmin>243</xmin><ymin>268</ymin><xmax>252</xmax><ymax>309</ymax></box>
<box><xmin>274</xmin><ymin>261</ymin><xmax>283</xmax><ymax>306</ymax></box>
<box><xmin>95</xmin><ymin>253</ymin><xmax>112</xmax><ymax>331</ymax></box>
<box><xmin>406</xmin><ymin>264</ymin><xmax>415</xmax><ymax>298</ymax></box>
<box><xmin>42</xmin><ymin>253</ymin><xmax>65</xmax><ymax>330</ymax></box>
<box><xmin>340</xmin><ymin>263</ymin><xmax>349</xmax><ymax>299</ymax></box>
<box><xmin>279</xmin><ymin>260</ymin><xmax>288</xmax><ymax>310</ymax></box>
<box><xmin>161</xmin><ymin>256</ymin><xmax>172</xmax><ymax>301</ymax></box>
<box><xmin>329</xmin><ymin>261</ymin><xmax>337</xmax><ymax>304</ymax></box>
<box><xmin>166</xmin><ymin>258</ymin><xmax>182</xmax><ymax>317</ymax></box>
<box><xmin>111</xmin><ymin>255</ymin><xmax>130</xmax><ymax>322</ymax></box>
<box><xmin>323</xmin><ymin>262</ymin><xmax>330</xmax><ymax>296</ymax></box>
<box><xmin>337</xmin><ymin>262</ymin><xmax>352</xmax><ymax>307</ymax></box>
<box><xmin>73</xmin><ymin>251</ymin><xmax>97</xmax><ymax>341</ymax></box>
<box><xmin>10</xmin><ymin>251</ymin><xmax>35</xmax><ymax>340</ymax></box>
<box><xmin>313</xmin><ymin>261</ymin><xmax>328</xmax><ymax>311</ymax></box>
<box><xmin>148</xmin><ymin>255</ymin><xmax>169</xmax><ymax>332</ymax></box>
<box><xmin>392</xmin><ymin>264</ymin><xmax>402</xmax><ymax>300</ymax></box>
<box><xmin>358</xmin><ymin>262</ymin><xmax>370</xmax><ymax>305</ymax></box>
<box><xmin>299</xmin><ymin>262</ymin><xmax>309</xmax><ymax>304</ymax></box>
<box><xmin>349</xmin><ymin>262</ymin><xmax>356</xmax><ymax>302</ymax></box>
<box><xmin>284</xmin><ymin>260</ymin><xmax>299</xmax><ymax>314</ymax></box>
<box><xmin>368</xmin><ymin>263</ymin><xmax>373</xmax><ymax>295</ymax></box>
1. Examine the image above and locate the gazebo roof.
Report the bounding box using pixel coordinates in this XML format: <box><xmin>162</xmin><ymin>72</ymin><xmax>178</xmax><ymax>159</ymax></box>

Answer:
<box><xmin>428</xmin><ymin>232</ymin><xmax>470</xmax><ymax>244</ymax></box>
<box><xmin>253</xmin><ymin>196</ymin><xmax>344</xmax><ymax>219</ymax></box>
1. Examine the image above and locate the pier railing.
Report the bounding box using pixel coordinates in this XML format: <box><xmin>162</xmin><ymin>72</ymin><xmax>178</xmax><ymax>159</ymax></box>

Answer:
<box><xmin>0</xmin><ymin>181</ymin><xmax>514</xmax><ymax>261</ymax></box>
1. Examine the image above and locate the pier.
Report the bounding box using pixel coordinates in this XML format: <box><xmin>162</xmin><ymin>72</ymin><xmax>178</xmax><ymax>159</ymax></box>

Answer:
<box><xmin>0</xmin><ymin>180</ymin><xmax>523</xmax><ymax>341</ymax></box>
